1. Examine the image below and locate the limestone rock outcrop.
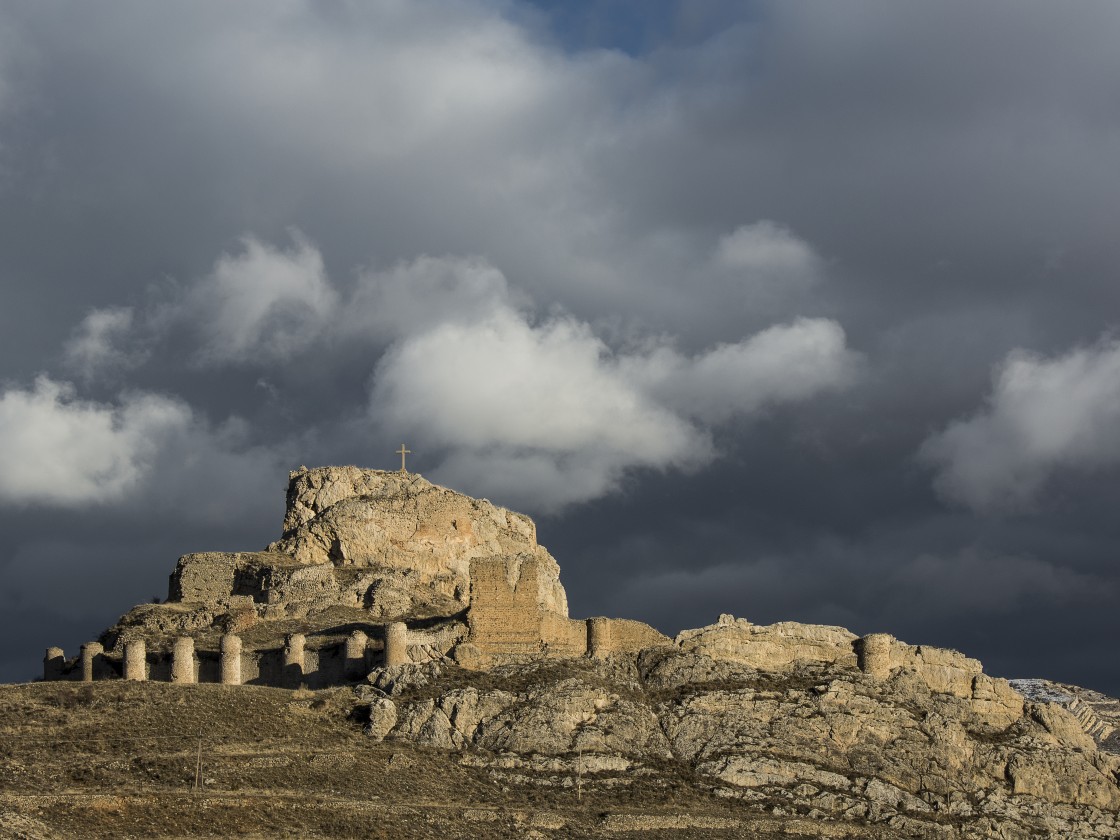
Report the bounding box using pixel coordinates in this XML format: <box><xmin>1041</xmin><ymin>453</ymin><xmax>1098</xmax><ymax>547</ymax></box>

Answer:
<box><xmin>95</xmin><ymin>467</ymin><xmax>575</xmax><ymax>662</ymax></box>
<box><xmin>363</xmin><ymin>637</ymin><xmax>1120</xmax><ymax>839</ymax></box>
<box><xmin>676</xmin><ymin>614</ymin><xmax>859</xmax><ymax>670</ymax></box>
<box><xmin>267</xmin><ymin>466</ymin><xmax>568</xmax><ymax>618</ymax></box>
<box><xmin>63</xmin><ymin>466</ymin><xmax>671</xmax><ymax>688</ymax></box>
<box><xmin>1012</xmin><ymin>677</ymin><xmax>1120</xmax><ymax>748</ymax></box>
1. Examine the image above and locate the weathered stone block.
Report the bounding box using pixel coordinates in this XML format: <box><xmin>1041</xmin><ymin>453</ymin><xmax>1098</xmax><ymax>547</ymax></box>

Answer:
<box><xmin>220</xmin><ymin>634</ymin><xmax>242</xmax><ymax>685</ymax></box>
<box><xmin>172</xmin><ymin>636</ymin><xmax>196</xmax><ymax>684</ymax></box>
<box><xmin>385</xmin><ymin>622</ymin><xmax>408</xmax><ymax>667</ymax></box>
<box><xmin>123</xmin><ymin>640</ymin><xmax>147</xmax><ymax>681</ymax></box>
<box><xmin>43</xmin><ymin>647</ymin><xmax>65</xmax><ymax>681</ymax></box>
<box><xmin>80</xmin><ymin>642</ymin><xmax>104</xmax><ymax>683</ymax></box>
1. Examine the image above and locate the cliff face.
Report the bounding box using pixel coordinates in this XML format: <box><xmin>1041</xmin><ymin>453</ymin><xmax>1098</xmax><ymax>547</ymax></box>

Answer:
<box><xmin>267</xmin><ymin>466</ymin><xmax>568</xmax><ymax>618</ymax></box>
<box><xmin>107</xmin><ymin>467</ymin><xmax>570</xmax><ymax>654</ymax></box>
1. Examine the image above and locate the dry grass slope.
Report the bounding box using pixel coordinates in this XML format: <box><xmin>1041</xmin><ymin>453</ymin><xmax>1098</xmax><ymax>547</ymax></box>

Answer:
<box><xmin>0</xmin><ymin>682</ymin><xmax>888</xmax><ymax>839</ymax></box>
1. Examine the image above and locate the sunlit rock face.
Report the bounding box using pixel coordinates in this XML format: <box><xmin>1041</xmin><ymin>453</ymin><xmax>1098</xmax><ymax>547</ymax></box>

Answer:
<box><xmin>266</xmin><ymin>466</ymin><xmax>569</xmax><ymax>618</ymax></box>
<box><xmin>370</xmin><ymin>645</ymin><xmax>1120</xmax><ymax>839</ymax></box>
<box><xmin>117</xmin><ymin>466</ymin><xmax>575</xmax><ymax>660</ymax></box>
<box><xmin>675</xmin><ymin>614</ymin><xmax>859</xmax><ymax>671</ymax></box>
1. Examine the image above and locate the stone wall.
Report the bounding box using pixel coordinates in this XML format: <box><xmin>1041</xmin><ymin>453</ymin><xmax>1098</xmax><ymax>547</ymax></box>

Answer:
<box><xmin>169</xmin><ymin>552</ymin><xmax>273</xmax><ymax>603</ymax></box>
<box><xmin>61</xmin><ymin>467</ymin><xmax>676</xmax><ymax>684</ymax></box>
<box><xmin>169</xmin><ymin>552</ymin><xmax>368</xmax><ymax>617</ymax></box>
<box><xmin>43</xmin><ymin>627</ymin><xmax>394</xmax><ymax>688</ymax></box>
<box><xmin>467</xmin><ymin>557</ymin><xmax>553</xmax><ymax>657</ymax></box>
<box><xmin>464</xmin><ymin>558</ymin><xmax>667</xmax><ymax>663</ymax></box>
<box><xmin>541</xmin><ymin>613</ymin><xmax>587</xmax><ymax>657</ymax></box>
<box><xmin>589</xmin><ymin>617</ymin><xmax>670</xmax><ymax>656</ymax></box>
<box><xmin>56</xmin><ymin>581</ymin><xmax>671</xmax><ymax>683</ymax></box>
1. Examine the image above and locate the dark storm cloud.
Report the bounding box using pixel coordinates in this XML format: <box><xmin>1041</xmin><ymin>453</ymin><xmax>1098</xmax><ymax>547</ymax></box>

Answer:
<box><xmin>1</xmin><ymin>1</ymin><xmax>1119</xmax><ymax>695</ymax></box>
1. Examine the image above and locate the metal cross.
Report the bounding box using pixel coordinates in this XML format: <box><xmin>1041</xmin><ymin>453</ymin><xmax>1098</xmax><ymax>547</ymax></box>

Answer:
<box><xmin>396</xmin><ymin>443</ymin><xmax>411</xmax><ymax>472</ymax></box>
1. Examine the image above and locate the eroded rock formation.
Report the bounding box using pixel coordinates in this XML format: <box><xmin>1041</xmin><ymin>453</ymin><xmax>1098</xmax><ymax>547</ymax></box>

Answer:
<box><xmin>268</xmin><ymin>466</ymin><xmax>568</xmax><ymax>618</ymax></box>
<box><xmin>53</xmin><ymin>466</ymin><xmax>666</xmax><ymax>686</ymax></box>
<box><xmin>359</xmin><ymin>624</ymin><xmax>1120</xmax><ymax>839</ymax></box>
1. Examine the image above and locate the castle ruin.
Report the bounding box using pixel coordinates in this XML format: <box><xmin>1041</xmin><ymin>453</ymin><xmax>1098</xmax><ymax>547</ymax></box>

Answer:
<box><xmin>38</xmin><ymin>465</ymin><xmax>1035</xmax><ymax>727</ymax></box>
<box><xmin>40</xmin><ymin>466</ymin><xmax>671</xmax><ymax>687</ymax></box>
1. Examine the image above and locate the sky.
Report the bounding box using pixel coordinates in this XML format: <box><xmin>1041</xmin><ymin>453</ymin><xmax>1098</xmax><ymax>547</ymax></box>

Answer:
<box><xmin>1</xmin><ymin>0</ymin><xmax>1118</xmax><ymax>693</ymax></box>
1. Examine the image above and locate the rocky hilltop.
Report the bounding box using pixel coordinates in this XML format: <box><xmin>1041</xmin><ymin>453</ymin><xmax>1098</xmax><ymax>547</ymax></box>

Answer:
<box><xmin>268</xmin><ymin>465</ymin><xmax>568</xmax><ymax>617</ymax></box>
<box><xmin>89</xmin><ymin>466</ymin><xmax>583</xmax><ymax>671</ymax></box>
<box><xmin>351</xmin><ymin>615</ymin><xmax>1120</xmax><ymax>839</ymax></box>
<box><xmin>19</xmin><ymin>466</ymin><xmax>1120</xmax><ymax>839</ymax></box>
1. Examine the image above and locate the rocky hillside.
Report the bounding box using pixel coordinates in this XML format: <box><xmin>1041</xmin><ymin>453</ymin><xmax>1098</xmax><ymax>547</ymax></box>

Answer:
<box><xmin>12</xmin><ymin>466</ymin><xmax>1120</xmax><ymax>838</ymax></box>
<box><xmin>358</xmin><ymin>634</ymin><xmax>1120</xmax><ymax>839</ymax></box>
<box><xmin>3</xmin><ymin>649</ymin><xmax>1119</xmax><ymax>839</ymax></box>
<box><xmin>100</xmin><ymin>466</ymin><xmax>569</xmax><ymax>659</ymax></box>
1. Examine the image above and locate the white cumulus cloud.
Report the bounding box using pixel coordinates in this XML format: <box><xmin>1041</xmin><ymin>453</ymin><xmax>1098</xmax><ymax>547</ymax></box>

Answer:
<box><xmin>39</xmin><ymin>230</ymin><xmax>859</xmax><ymax>513</ymax></box>
<box><xmin>920</xmin><ymin>335</ymin><xmax>1120</xmax><ymax>512</ymax></box>
<box><xmin>183</xmin><ymin>230</ymin><xmax>338</xmax><ymax>365</ymax></box>
<box><xmin>628</xmin><ymin>318</ymin><xmax>857</xmax><ymax>424</ymax></box>
<box><xmin>368</xmin><ymin>263</ymin><xmax>860</xmax><ymax>510</ymax></box>
<box><xmin>0</xmin><ymin>376</ymin><xmax>192</xmax><ymax>506</ymax></box>
<box><xmin>0</xmin><ymin>376</ymin><xmax>288</xmax><ymax>515</ymax></box>
<box><xmin>373</xmin><ymin>306</ymin><xmax>703</xmax><ymax>461</ymax></box>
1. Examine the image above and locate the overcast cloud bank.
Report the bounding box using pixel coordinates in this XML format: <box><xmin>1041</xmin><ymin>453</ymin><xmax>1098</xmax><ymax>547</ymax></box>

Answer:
<box><xmin>1</xmin><ymin>0</ymin><xmax>1119</xmax><ymax>693</ymax></box>
<box><xmin>6</xmin><ymin>228</ymin><xmax>858</xmax><ymax>513</ymax></box>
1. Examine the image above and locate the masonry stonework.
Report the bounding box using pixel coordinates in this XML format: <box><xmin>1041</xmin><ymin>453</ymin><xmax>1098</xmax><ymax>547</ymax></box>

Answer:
<box><xmin>172</xmin><ymin>637</ymin><xmax>196</xmax><ymax>684</ymax></box>
<box><xmin>123</xmin><ymin>640</ymin><xmax>147</xmax><ymax>681</ymax></box>
<box><xmin>385</xmin><ymin>622</ymin><xmax>408</xmax><ymax>667</ymax></box>
<box><xmin>30</xmin><ymin>460</ymin><xmax>1042</xmax><ymax>756</ymax></box>
<box><xmin>220</xmin><ymin>634</ymin><xmax>242</xmax><ymax>685</ymax></box>
<box><xmin>80</xmin><ymin>642</ymin><xmax>103</xmax><ymax>683</ymax></box>
<box><xmin>587</xmin><ymin>617</ymin><xmax>611</xmax><ymax>658</ymax></box>
<box><xmin>858</xmin><ymin>633</ymin><xmax>894</xmax><ymax>681</ymax></box>
<box><xmin>284</xmin><ymin>633</ymin><xmax>306</xmax><ymax>686</ymax></box>
<box><xmin>43</xmin><ymin>647</ymin><xmax>65</xmax><ymax>681</ymax></box>
<box><xmin>345</xmin><ymin>630</ymin><xmax>368</xmax><ymax>679</ymax></box>
<box><xmin>596</xmin><ymin>618</ymin><xmax>671</xmax><ymax>655</ymax></box>
<box><xmin>464</xmin><ymin>558</ymin><xmax>667</xmax><ymax>665</ymax></box>
<box><xmin>39</xmin><ymin>468</ymin><xmax>669</xmax><ymax>687</ymax></box>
